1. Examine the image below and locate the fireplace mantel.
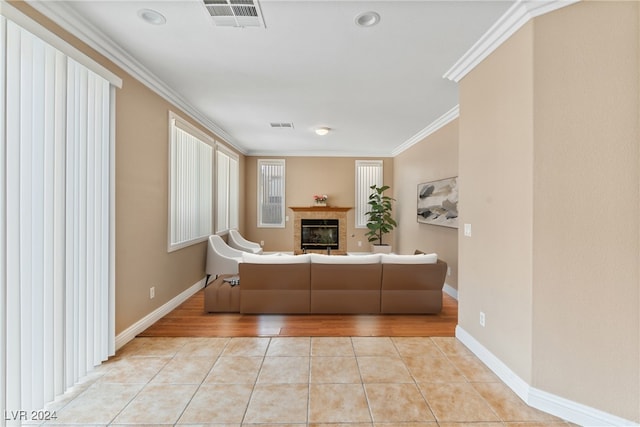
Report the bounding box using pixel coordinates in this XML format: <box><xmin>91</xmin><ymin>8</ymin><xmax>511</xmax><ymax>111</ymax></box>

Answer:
<box><xmin>289</xmin><ymin>206</ymin><xmax>352</xmax><ymax>212</ymax></box>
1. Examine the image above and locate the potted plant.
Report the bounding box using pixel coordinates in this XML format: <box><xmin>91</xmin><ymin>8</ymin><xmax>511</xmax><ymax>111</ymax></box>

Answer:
<box><xmin>365</xmin><ymin>184</ymin><xmax>397</xmax><ymax>253</ymax></box>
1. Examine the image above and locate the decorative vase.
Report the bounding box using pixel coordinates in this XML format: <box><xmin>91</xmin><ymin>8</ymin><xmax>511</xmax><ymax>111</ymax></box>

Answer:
<box><xmin>315</xmin><ymin>201</ymin><xmax>326</xmax><ymax>207</ymax></box>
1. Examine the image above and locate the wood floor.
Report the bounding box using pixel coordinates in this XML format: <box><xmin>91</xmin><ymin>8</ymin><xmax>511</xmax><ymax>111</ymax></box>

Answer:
<box><xmin>138</xmin><ymin>289</ymin><xmax>458</xmax><ymax>337</ymax></box>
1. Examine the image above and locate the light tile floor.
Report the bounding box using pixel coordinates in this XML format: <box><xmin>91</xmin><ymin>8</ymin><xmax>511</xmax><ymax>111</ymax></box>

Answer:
<box><xmin>39</xmin><ymin>336</ymin><xmax>574</xmax><ymax>426</ymax></box>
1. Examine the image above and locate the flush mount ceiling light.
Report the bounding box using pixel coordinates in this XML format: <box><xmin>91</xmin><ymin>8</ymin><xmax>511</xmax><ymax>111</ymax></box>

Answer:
<box><xmin>315</xmin><ymin>127</ymin><xmax>330</xmax><ymax>136</ymax></box>
<box><xmin>137</xmin><ymin>9</ymin><xmax>167</xmax><ymax>25</ymax></box>
<box><xmin>355</xmin><ymin>11</ymin><xmax>380</xmax><ymax>27</ymax></box>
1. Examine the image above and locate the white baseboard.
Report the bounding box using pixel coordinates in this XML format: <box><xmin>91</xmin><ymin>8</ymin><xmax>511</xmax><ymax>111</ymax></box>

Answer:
<box><xmin>443</xmin><ymin>283</ymin><xmax>458</xmax><ymax>300</ymax></box>
<box><xmin>114</xmin><ymin>278</ymin><xmax>206</xmax><ymax>350</ymax></box>
<box><xmin>455</xmin><ymin>325</ymin><xmax>639</xmax><ymax>427</ymax></box>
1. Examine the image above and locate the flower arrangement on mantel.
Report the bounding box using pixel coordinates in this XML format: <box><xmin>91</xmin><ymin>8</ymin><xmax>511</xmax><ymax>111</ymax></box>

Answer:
<box><xmin>313</xmin><ymin>194</ymin><xmax>328</xmax><ymax>206</ymax></box>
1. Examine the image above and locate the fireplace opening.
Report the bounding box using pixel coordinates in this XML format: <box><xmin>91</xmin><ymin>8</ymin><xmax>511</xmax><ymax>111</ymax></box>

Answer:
<box><xmin>301</xmin><ymin>219</ymin><xmax>339</xmax><ymax>250</ymax></box>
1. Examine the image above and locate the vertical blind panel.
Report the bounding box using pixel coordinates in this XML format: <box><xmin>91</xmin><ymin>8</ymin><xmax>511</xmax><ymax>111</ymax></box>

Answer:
<box><xmin>2</xmin><ymin>18</ymin><xmax>114</xmax><ymax>415</ymax></box>
<box><xmin>355</xmin><ymin>161</ymin><xmax>383</xmax><ymax>228</ymax></box>
<box><xmin>170</xmin><ymin>125</ymin><xmax>213</xmax><ymax>248</ymax></box>
<box><xmin>216</xmin><ymin>152</ymin><xmax>229</xmax><ymax>232</ymax></box>
<box><xmin>0</xmin><ymin>15</ymin><xmax>6</xmax><ymax>419</ymax></box>
<box><xmin>215</xmin><ymin>149</ymin><xmax>239</xmax><ymax>233</ymax></box>
<box><xmin>228</xmin><ymin>156</ymin><xmax>239</xmax><ymax>230</ymax></box>
<box><xmin>5</xmin><ymin>18</ymin><xmax>23</xmax><ymax>415</ymax></box>
<box><xmin>66</xmin><ymin>59</ymin><xmax>112</xmax><ymax>388</ymax></box>
<box><xmin>5</xmin><ymin>20</ymin><xmax>68</xmax><ymax>411</ymax></box>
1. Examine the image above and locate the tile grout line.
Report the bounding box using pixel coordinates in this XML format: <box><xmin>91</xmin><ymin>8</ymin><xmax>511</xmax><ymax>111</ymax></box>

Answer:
<box><xmin>170</xmin><ymin>337</ymin><xmax>231</xmax><ymax>427</ymax></box>
<box><xmin>106</xmin><ymin>339</ymin><xmax>180</xmax><ymax>426</ymax></box>
<box><xmin>393</xmin><ymin>336</ymin><xmax>439</xmax><ymax>424</ymax></box>
<box><xmin>239</xmin><ymin>336</ymin><xmax>270</xmax><ymax>426</ymax></box>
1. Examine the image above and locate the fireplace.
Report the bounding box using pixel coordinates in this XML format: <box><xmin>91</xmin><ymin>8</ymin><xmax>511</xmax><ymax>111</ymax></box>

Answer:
<box><xmin>301</xmin><ymin>219</ymin><xmax>339</xmax><ymax>250</ymax></box>
<box><xmin>290</xmin><ymin>206</ymin><xmax>351</xmax><ymax>254</ymax></box>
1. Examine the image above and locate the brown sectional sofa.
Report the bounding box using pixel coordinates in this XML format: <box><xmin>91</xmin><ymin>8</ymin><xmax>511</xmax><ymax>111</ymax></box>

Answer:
<box><xmin>235</xmin><ymin>252</ymin><xmax>447</xmax><ymax>314</ymax></box>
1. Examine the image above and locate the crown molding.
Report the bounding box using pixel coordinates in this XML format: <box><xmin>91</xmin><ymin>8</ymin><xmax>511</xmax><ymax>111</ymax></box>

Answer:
<box><xmin>244</xmin><ymin>149</ymin><xmax>394</xmax><ymax>158</ymax></box>
<box><xmin>443</xmin><ymin>0</ymin><xmax>579</xmax><ymax>83</ymax></box>
<box><xmin>25</xmin><ymin>0</ymin><xmax>247</xmax><ymax>156</ymax></box>
<box><xmin>391</xmin><ymin>105</ymin><xmax>459</xmax><ymax>157</ymax></box>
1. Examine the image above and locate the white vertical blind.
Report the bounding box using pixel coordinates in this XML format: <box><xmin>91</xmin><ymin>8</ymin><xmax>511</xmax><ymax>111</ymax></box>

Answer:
<box><xmin>355</xmin><ymin>160</ymin><xmax>383</xmax><ymax>228</ymax></box>
<box><xmin>215</xmin><ymin>146</ymin><xmax>239</xmax><ymax>233</ymax></box>
<box><xmin>1</xmin><ymin>17</ymin><xmax>115</xmax><ymax>415</ymax></box>
<box><xmin>0</xmin><ymin>15</ymin><xmax>7</xmax><ymax>417</ymax></box>
<box><xmin>228</xmin><ymin>153</ymin><xmax>239</xmax><ymax>230</ymax></box>
<box><xmin>168</xmin><ymin>114</ymin><xmax>213</xmax><ymax>251</ymax></box>
<box><xmin>257</xmin><ymin>159</ymin><xmax>285</xmax><ymax>228</ymax></box>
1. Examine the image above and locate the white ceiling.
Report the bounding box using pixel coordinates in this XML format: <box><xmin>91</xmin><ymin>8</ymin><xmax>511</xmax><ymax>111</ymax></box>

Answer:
<box><xmin>31</xmin><ymin>0</ymin><xmax>516</xmax><ymax>156</ymax></box>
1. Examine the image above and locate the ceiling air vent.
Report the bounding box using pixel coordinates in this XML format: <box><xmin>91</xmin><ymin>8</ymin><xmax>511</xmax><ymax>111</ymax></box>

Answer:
<box><xmin>203</xmin><ymin>0</ymin><xmax>266</xmax><ymax>28</ymax></box>
<box><xmin>270</xmin><ymin>122</ymin><xmax>294</xmax><ymax>129</ymax></box>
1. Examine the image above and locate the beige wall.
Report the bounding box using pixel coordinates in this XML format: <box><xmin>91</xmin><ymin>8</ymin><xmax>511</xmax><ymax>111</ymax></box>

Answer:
<box><xmin>243</xmin><ymin>157</ymin><xmax>393</xmax><ymax>253</ymax></box>
<box><xmin>459</xmin><ymin>1</ymin><xmax>639</xmax><ymax>422</ymax></box>
<box><xmin>11</xmin><ymin>1</ymin><xmax>246</xmax><ymax>335</ymax></box>
<box><xmin>459</xmin><ymin>21</ymin><xmax>535</xmax><ymax>381</ymax></box>
<box><xmin>114</xmin><ymin>80</ymin><xmax>245</xmax><ymax>333</ymax></box>
<box><xmin>531</xmin><ymin>1</ymin><xmax>639</xmax><ymax>420</ymax></box>
<box><xmin>393</xmin><ymin>120</ymin><xmax>459</xmax><ymax>290</ymax></box>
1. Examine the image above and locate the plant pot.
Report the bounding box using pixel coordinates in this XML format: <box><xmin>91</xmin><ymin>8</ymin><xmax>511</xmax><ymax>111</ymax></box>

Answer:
<box><xmin>315</xmin><ymin>201</ymin><xmax>326</xmax><ymax>207</ymax></box>
<box><xmin>371</xmin><ymin>244</ymin><xmax>392</xmax><ymax>254</ymax></box>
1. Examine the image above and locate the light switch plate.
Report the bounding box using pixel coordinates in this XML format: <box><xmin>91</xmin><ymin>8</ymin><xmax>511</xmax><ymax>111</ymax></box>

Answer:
<box><xmin>464</xmin><ymin>223</ymin><xmax>472</xmax><ymax>237</ymax></box>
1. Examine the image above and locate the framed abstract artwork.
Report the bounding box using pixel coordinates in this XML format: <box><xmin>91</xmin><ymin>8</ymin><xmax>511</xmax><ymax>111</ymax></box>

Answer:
<box><xmin>417</xmin><ymin>176</ymin><xmax>458</xmax><ymax>228</ymax></box>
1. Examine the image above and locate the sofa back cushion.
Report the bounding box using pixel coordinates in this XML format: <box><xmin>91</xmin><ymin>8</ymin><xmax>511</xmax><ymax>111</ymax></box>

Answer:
<box><xmin>242</xmin><ymin>252</ymin><xmax>311</xmax><ymax>264</ymax></box>
<box><xmin>380</xmin><ymin>253</ymin><xmax>437</xmax><ymax>264</ymax></box>
<box><xmin>381</xmin><ymin>259</ymin><xmax>446</xmax><ymax>290</ymax></box>
<box><xmin>310</xmin><ymin>253</ymin><xmax>381</xmax><ymax>264</ymax></box>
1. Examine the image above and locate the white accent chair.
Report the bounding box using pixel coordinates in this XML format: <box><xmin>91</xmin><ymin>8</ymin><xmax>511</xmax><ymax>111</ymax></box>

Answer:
<box><xmin>228</xmin><ymin>229</ymin><xmax>263</xmax><ymax>254</ymax></box>
<box><xmin>205</xmin><ymin>235</ymin><xmax>244</xmax><ymax>284</ymax></box>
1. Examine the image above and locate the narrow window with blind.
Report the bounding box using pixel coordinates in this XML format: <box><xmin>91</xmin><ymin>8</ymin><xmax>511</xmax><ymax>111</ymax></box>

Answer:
<box><xmin>257</xmin><ymin>159</ymin><xmax>285</xmax><ymax>228</ymax></box>
<box><xmin>215</xmin><ymin>145</ymin><xmax>239</xmax><ymax>233</ymax></box>
<box><xmin>355</xmin><ymin>160</ymin><xmax>383</xmax><ymax>228</ymax></box>
<box><xmin>168</xmin><ymin>112</ymin><xmax>214</xmax><ymax>251</ymax></box>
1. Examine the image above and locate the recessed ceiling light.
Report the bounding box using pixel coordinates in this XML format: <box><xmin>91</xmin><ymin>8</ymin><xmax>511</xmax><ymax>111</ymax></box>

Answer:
<box><xmin>355</xmin><ymin>11</ymin><xmax>380</xmax><ymax>28</ymax></box>
<box><xmin>137</xmin><ymin>9</ymin><xmax>167</xmax><ymax>25</ymax></box>
<box><xmin>315</xmin><ymin>127</ymin><xmax>330</xmax><ymax>136</ymax></box>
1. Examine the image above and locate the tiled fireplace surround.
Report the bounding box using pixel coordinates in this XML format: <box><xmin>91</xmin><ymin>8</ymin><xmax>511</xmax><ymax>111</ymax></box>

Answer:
<box><xmin>290</xmin><ymin>206</ymin><xmax>351</xmax><ymax>254</ymax></box>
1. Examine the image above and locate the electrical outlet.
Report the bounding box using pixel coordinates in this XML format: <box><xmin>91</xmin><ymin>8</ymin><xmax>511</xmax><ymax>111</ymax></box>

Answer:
<box><xmin>260</xmin><ymin>240</ymin><xmax>264</xmax><ymax>246</ymax></box>
<box><xmin>150</xmin><ymin>286</ymin><xmax>155</xmax><ymax>299</ymax></box>
<box><xmin>447</xmin><ymin>267</ymin><xmax>451</xmax><ymax>276</ymax></box>
<box><xmin>479</xmin><ymin>311</ymin><xmax>485</xmax><ymax>327</ymax></box>
<box><xmin>358</xmin><ymin>241</ymin><xmax>362</xmax><ymax>247</ymax></box>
